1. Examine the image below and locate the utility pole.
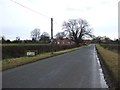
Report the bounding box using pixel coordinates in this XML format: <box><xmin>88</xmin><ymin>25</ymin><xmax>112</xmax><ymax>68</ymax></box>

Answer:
<box><xmin>51</xmin><ymin>18</ymin><xmax>53</xmax><ymax>40</ymax></box>
<box><xmin>51</xmin><ymin>18</ymin><xmax>53</xmax><ymax>54</ymax></box>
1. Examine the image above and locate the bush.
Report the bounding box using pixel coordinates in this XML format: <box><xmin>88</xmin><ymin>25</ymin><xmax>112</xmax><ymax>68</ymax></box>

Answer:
<box><xmin>100</xmin><ymin>44</ymin><xmax>119</xmax><ymax>51</ymax></box>
<box><xmin>2</xmin><ymin>44</ymin><xmax>77</xmax><ymax>59</ymax></box>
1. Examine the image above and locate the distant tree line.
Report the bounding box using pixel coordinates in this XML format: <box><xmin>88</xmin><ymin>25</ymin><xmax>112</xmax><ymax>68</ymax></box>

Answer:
<box><xmin>91</xmin><ymin>36</ymin><xmax>119</xmax><ymax>44</ymax></box>
<box><xmin>31</xmin><ymin>28</ymin><xmax>50</xmax><ymax>43</ymax></box>
<box><xmin>1</xmin><ymin>32</ymin><xmax>119</xmax><ymax>45</ymax></box>
<box><xmin>1</xmin><ymin>29</ymin><xmax>50</xmax><ymax>44</ymax></box>
<box><xmin>1</xmin><ymin>18</ymin><xmax>119</xmax><ymax>45</ymax></box>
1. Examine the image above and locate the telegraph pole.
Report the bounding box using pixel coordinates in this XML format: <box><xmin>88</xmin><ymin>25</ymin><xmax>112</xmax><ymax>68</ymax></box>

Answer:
<box><xmin>51</xmin><ymin>18</ymin><xmax>53</xmax><ymax>40</ymax></box>
<box><xmin>51</xmin><ymin>18</ymin><xmax>53</xmax><ymax>54</ymax></box>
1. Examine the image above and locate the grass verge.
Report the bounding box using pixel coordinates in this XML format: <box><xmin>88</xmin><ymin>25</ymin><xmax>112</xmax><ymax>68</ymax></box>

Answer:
<box><xmin>1</xmin><ymin>46</ymin><xmax>86</xmax><ymax>71</ymax></box>
<box><xmin>96</xmin><ymin>44</ymin><xmax>119</xmax><ymax>87</ymax></box>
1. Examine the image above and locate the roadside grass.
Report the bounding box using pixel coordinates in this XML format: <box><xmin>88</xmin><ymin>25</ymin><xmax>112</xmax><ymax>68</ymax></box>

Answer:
<box><xmin>96</xmin><ymin>44</ymin><xmax>119</xmax><ymax>86</ymax></box>
<box><xmin>2</xmin><ymin>45</ymin><xmax>86</xmax><ymax>71</ymax></box>
<box><xmin>0</xmin><ymin>60</ymin><xmax>2</xmax><ymax>71</ymax></box>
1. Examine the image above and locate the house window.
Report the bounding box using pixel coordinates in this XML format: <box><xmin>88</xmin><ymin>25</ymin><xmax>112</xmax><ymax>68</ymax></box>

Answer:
<box><xmin>57</xmin><ymin>42</ymin><xmax>60</xmax><ymax>44</ymax></box>
<box><xmin>68</xmin><ymin>42</ymin><xmax>70</xmax><ymax>44</ymax></box>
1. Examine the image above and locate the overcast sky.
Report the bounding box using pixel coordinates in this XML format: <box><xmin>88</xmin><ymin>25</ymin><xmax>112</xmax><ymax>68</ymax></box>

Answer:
<box><xmin>0</xmin><ymin>0</ymin><xmax>118</xmax><ymax>40</ymax></box>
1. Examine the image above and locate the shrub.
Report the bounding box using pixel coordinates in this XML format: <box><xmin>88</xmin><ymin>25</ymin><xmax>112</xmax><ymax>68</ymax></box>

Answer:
<box><xmin>2</xmin><ymin>44</ymin><xmax>77</xmax><ymax>59</ymax></box>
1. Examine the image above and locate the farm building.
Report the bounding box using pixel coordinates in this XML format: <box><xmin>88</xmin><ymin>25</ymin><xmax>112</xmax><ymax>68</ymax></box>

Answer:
<box><xmin>53</xmin><ymin>38</ymin><xmax>75</xmax><ymax>45</ymax></box>
<box><xmin>83</xmin><ymin>39</ymin><xmax>91</xmax><ymax>43</ymax></box>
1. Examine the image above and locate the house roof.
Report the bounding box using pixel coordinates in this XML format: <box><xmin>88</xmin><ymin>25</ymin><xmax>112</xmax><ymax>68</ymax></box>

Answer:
<box><xmin>83</xmin><ymin>40</ymin><xmax>91</xmax><ymax>42</ymax></box>
<box><xmin>53</xmin><ymin>38</ymin><xmax>72</xmax><ymax>42</ymax></box>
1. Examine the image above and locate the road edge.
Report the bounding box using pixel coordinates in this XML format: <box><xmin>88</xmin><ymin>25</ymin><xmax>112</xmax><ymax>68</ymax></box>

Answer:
<box><xmin>95</xmin><ymin>45</ymin><xmax>117</xmax><ymax>89</ymax></box>
<box><xmin>2</xmin><ymin>46</ymin><xmax>86</xmax><ymax>71</ymax></box>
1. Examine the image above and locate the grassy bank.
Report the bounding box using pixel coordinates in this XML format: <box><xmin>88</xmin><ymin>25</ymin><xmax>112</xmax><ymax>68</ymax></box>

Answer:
<box><xmin>1</xmin><ymin>46</ymin><xmax>86</xmax><ymax>71</ymax></box>
<box><xmin>96</xmin><ymin>44</ymin><xmax>119</xmax><ymax>86</ymax></box>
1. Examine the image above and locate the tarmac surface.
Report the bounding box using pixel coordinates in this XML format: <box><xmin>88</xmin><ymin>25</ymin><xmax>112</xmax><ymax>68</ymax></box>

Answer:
<box><xmin>2</xmin><ymin>44</ymin><xmax>108</xmax><ymax>88</ymax></box>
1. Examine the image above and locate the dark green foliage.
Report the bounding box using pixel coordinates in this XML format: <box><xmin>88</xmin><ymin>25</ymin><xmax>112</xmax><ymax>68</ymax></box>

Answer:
<box><xmin>100</xmin><ymin>44</ymin><xmax>119</xmax><ymax>51</ymax></box>
<box><xmin>2</xmin><ymin>44</ymin><xmax>77</xmax><ymax>59</ymax></box>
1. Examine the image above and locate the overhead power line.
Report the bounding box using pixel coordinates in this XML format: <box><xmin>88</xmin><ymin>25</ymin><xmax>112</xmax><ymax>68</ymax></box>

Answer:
<box><xmin>10</xmin><ymin>0</ymin><xmax>51</xmax><ymax>19</ymax></box>
<box><xmin>9</xmin><ymin>0</ymin><xmax>63</xmax><ymax>32</ymax></box>
<box><xmin>10</xmin><ymin>0</ymin><xmax>62</xmax><ymax>27</ymax></box>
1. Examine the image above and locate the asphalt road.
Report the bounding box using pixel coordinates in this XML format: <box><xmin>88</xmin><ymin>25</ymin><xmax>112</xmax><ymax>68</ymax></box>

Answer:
<box><xmin>2</xmin><ymin>44</ymin><xmax>108</xmax><ymax>88</ymax></box>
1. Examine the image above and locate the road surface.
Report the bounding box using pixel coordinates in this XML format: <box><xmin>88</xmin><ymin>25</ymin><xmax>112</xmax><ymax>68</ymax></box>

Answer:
<box><xmin>2</xmin><ymin>44</ymin><xmax>108</xmax><ymax>88</ymax></box>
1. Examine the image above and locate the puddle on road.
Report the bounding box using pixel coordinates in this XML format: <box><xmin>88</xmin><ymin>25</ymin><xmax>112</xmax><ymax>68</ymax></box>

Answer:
<box><xmin>94</xmin><ymin>49</ymin><xmax>108</xmax><ymax>88</ymax></box>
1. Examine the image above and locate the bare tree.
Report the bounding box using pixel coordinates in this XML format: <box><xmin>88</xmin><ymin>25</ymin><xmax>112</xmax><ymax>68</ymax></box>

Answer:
<box><xmin>62</xmin><ymin>18</ymin><xmax>92</xmax><ymax>45</ymax></box>
<box><xmin>92</xmin><ymin>36</ymin><xmax>102</xmax><ymax>43</ymax></box>
<box><xmin>55</xmin><ymin>32</ymin><xmax>66</xmax><ymax>40</ymax></box>
<box><xmin>16</xmin><ymin>36</ymin><xmax>20</xmax><ymax>41</ymax></box>
<box><xmin>31</xmin><ymin>28</ymin><xmax>40</xmax><ymax>41</ymax></box>
<box><xmin>41</xmin><ymin>32</ymin><xmax>50</xmax><ymax>38</ymax></box>
<box><xmin>40</xmin><ymin>32</ymin><xmax>50</xmax><ymax>42</ymax></box>
<box><xmin>1</xmin><ymin>36</ymin><xmax>5</xmax><ymax>44</ymax></box>
<box><xmin>102</xmin><ymin>36</ymin><xmax>111</xmax><ymax>43</ymax></box>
